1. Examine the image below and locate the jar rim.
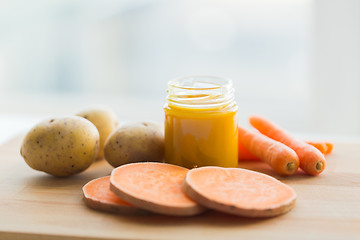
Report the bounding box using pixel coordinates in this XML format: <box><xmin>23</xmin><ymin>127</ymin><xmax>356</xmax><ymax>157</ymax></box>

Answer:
<box><xmin>168</xmin><ymin>75</ymin><xmax>233</xmax><ymax>90</ymax></box>
<box><xmin>166</xmin><ymin>75</ymin><xmax>235</xmax><ymax>109</ymax></box>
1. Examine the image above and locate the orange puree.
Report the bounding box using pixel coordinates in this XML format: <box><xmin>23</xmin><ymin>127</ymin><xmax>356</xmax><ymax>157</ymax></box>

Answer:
<box><xmin>164</xmin><ymin>100</ymin><xmax>238</xmax><ymax>169</ymax></box>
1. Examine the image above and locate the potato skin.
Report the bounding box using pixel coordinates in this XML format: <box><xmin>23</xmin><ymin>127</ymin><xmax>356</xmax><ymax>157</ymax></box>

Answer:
<box><xmin>76</xmin><ymin>106</ymin><xmax>118</xmax><ymax>159</ymax></box>
<box><xmin>104</xmin><ymin>122</ymin><xmax>164</xmax><ymax>168</ymax></box>
<box><xmin>20</xmin><ymin>116</ymin><xmax>99</xmax><ymax>177</ymax></box>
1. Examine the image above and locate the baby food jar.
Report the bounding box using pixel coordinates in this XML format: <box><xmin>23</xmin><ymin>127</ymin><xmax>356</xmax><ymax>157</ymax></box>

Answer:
<box><xmin>164</xmin><ymin>76</ymin><xmax>238</xmax><ymax>169</ymax></box>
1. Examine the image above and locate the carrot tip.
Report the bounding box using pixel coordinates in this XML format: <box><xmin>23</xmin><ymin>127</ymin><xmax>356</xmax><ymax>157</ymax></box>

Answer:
<box><xmin>286</xmin><ymin>162</ymin><xmax>296</xmax><ymax>173</ymax></box>
<box><xmin>316</xmin><ymin>161</ymin><xmax>324</xmax><ymax>172</ymax></box>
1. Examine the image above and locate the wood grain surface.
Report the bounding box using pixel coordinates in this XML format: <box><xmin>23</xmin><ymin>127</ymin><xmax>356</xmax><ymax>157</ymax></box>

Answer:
<box><xmin>0</xmin><ymin>136</ymin><xmax>359</xmax><ymax>240</ymax></box>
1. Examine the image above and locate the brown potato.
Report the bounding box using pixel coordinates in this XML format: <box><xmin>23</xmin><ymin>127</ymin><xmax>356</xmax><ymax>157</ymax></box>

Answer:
<box><xmin>104</xmin><ymin>122</ymin><xmax>164</xmax><ymax>168</ymax></box>
<box><xmin>77</xmin><ymin>106</ymin><xmax>118</xmax><ymax>160</ymax></box>
<box><xmin>20</xmin><ymin>116</ymin><xmax>99</xmax><ymax>177</ymax></box>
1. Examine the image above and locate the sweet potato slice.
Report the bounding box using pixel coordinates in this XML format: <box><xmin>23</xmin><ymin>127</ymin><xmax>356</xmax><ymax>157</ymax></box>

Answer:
<box><xmin>183</xmin><ymin>166</ymin><xmax>296</xmax><ymax>217</ymax></box>
<box><xmin>82</xmin><ymin>176</ymin><xmax>147</xmax><ymax>214</ymax></box>
<box><xmin>110</xmin><ymin>162</ymin><xmax>206</xmax><ymax>216</ymax></box>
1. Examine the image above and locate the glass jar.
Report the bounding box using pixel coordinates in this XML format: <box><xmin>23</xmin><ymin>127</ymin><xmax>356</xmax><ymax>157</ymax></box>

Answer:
<box><xmin>164</xmin><ymin>76</ymin><xmax>238</xmax><ymax>169</ymax></box>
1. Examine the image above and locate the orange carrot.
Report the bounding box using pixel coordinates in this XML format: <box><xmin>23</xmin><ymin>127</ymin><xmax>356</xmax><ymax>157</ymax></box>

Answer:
<box><xmin>82</xmin><ymin>176</ymin><xmax>148</xmax><ymax>214</ymax></box>
<box><xmin>305</xmin><ymin>141</ymin><xmax>327</xmax><ymax>155</ymax></box>
<box><xmin>238</xmin><ymin>126</ymin><xmax>299</xmax><ymax>175</ymax></box>
<box><xmin>110</xmin><ymin>162</ymin><xmax>206</xmax><ymax>216</ymax></box>
<box><xmin>306</xmin><ymin>141</ymin><xmax>333</xmax><ymax>155</ymax></box>
<box><xmin>325</xmin><ymin>142</ymin><xmax>333</xmax><ymax>154</ymax></box>
<box><xmin>238</xmin><ymin>136</ymin><xmax>258</xmax><ymax>161</ymax></box>
<box><xmin>249</xmin><ymin>116</ymin><xmax>326</xmax><ymax>175</ymax></box>
<box><xmin>239</xmin><ymin>140</ymin><xmax>333</xmax><ymax>162</ymax></box>
<box><xmin>183</xmin><ymin>166</ymin><xmax>297</xmax><ymax>217</ymax></box>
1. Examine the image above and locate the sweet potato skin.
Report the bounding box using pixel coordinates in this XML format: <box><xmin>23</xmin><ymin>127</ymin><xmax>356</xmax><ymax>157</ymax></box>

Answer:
<box><xmin>83</xmin><ymin>193</ymin><xmax>149</xmax><ymax>215</ymax></box>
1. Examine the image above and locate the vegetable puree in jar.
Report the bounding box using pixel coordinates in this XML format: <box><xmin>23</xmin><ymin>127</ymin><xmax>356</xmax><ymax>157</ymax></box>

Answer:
<box><xmin>164</xmin><ymin>76</ymin><xmax>238</xmax><ymax>168</ymax></box>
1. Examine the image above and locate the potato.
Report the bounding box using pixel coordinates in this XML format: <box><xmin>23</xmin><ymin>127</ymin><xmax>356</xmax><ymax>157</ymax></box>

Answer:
<box><xmin>20</xmin><ymin>116</ymin><xmax>99</xmax><ymax>177</ymax></box>
<box><xmin>76</xmin><ymin>106</ymin><xmax>118</xmax><ymax>159</ymax></box>
<box><xmin>104</xmin><ymin>122</ymin><xmax>164</xmax><ymax>168</ymax></box>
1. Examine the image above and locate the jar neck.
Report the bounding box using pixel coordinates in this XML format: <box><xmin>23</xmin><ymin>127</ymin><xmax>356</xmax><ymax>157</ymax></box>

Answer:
<box><xmin>166</xmin><ymin>76</ymin><xmax>235</xmax><ymax>109</ymax></box>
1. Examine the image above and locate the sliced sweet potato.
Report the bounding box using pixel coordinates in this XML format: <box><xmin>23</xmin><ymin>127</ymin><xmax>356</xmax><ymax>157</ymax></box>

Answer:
<box><xmin>82</xmin><ymin>176</ymin><xmax>147</xmax><ymax>214</ymax></box>
<box><xmin>110</xmin><ymin>162</ymin><xmax>206</xmax><ymax>216</ymax></box>
<box><xmin>183</xmin><ymin>166</ymin><xmax>296</xmax><ymax>217</ymax></box>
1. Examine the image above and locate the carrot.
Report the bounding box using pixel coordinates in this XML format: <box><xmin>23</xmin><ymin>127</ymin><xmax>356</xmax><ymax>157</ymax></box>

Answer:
<box><xmin>110</xmin><ymin>162</ymin><xmax>206</xmax><ymax>216</ymax></box>
<box><xmin>305</xmin><ymin>141</ymin><xmax>327</xmax><ymax>154</ymax></box>
<box><xmin>183</xmin><ymin>166</ymin><xmax>296</xmax><ymax>217</ymax></box>
<box><xmin>82</xmin><ymin>176</ymin><xmax>148</xmax><ymax>214</ymax></box>
<box><xmin>239</xmin><ymin>140</ymin><xmax>334</xmax><ymax>161</ymax></box>
<box><xmin>306</xmin><ymin>141</ymin><xmax>334</xmax><ymax>155</ymax></box>
<box><xmin>238</xmin><ymin>137</ymin><xmax>258</xmax><ymax>161</ymax></box>
<box><xmin>249</xmin><ymin>116</ymin><xmax>326</xmax><ymax>175</ymax></box>
<box><xmin>325</xmin><ymin>142</ymin><xmax>333</xmax><ymax>154</ymax></box>
<box><xmin>238</xmin><ymin>126</ymin><xmax>299</xmax><ymax>175</ymax></box>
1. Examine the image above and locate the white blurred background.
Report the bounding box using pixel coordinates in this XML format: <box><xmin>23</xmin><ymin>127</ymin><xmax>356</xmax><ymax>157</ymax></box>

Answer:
<box><xmin>0</xmin><ymin>0</ymin><xmax>359</xmax><ymax>143</ymax></box>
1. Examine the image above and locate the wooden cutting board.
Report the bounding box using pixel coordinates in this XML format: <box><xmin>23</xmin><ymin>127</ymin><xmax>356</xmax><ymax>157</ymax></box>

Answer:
<box><xmin>0</xmin><ymin>136</ymin><xmax>359</xmax><ymax>240</ymax></box>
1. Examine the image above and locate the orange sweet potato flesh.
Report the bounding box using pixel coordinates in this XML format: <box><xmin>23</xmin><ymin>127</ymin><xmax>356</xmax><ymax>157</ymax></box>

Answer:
<box><xmin>110</xmin><ymin>162</ymin><xmax>206</xmax><ymax>216</ymax></box>
<box><xmin>183</xmin><ymin>166</ymin><xmax>296</xmax><ymax>217</ymax></box>
<box><xmin>82</xmin><ymin>176</ymin><xmax>148</xmax><ymax>214</ymax></box>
